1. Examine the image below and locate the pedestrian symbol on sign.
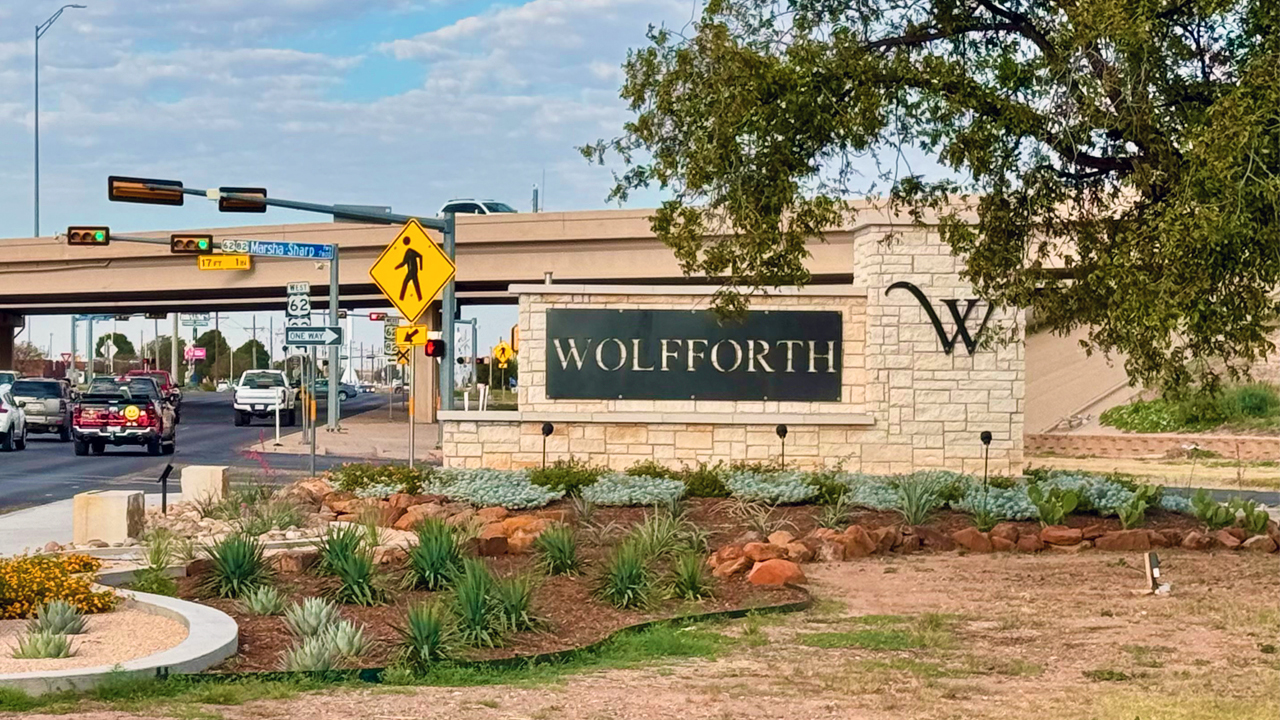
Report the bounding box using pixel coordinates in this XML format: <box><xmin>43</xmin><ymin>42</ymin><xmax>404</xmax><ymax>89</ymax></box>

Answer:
<box><xmin>395</xmin><ymin>239</ymin><xmax>424</xmax><ymax>302</ymax></box>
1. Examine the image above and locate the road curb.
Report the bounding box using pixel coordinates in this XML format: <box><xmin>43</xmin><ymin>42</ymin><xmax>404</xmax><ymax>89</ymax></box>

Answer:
<box><xmin>0</xmin><ymin>585</ymin><xmax>238</xmax><ymax>696</ymax></box>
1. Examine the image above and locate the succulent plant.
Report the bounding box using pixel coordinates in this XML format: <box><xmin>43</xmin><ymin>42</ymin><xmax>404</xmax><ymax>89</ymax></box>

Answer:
<box><xmin>427</xmin><ymin>469</ymin><xmax>564</xmax><ymax>509</ymax></box>
<box><xmin>12</xmin><ymin>631</ymin><xmax>73</xmax><ymax>659</ymax></box>
<box><xmin>240</xmin><ymin>585</ymin><xmax>288</xmax><ymax>616</ymax></box>
<box><xmin>725</xmin><ymin>470</ymin><xmax>818</xmax><ymax>504</ymax></box>
<box><xmin>581</xmin><ymin>472</ymin><xmax>686</xmax><ymax>506</ymax></box>
<box><xmin>324</xmin><ymin>619</ymin><xmax>373</xmax><ymax>658</ymax></box>
<box><xmin>284</xmin><ymin>597</ymin><xmax>341</xmax><ymax>638</ymax></box>
<box><xmin>27</xmin><ymin>600</ymin><xmax>86</xmax><ymax>636</ymax></box>
<box><xmin>280</xmin><ymin>634</ymin><xmax>339</xmax><ymax>672</ymax></box>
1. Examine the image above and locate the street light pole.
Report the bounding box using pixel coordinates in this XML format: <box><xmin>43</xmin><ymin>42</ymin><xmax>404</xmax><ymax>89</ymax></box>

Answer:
<box><xmin>34</xmin><ymin>4</ymin><xmax>86</xmax><ymax>237</ymax></box>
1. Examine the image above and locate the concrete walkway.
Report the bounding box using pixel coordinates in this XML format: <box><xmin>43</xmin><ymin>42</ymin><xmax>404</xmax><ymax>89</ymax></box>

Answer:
<box><xmin>256</xmin><ymin>415</ymin><xmax>441</xmax><ymax>464</ymax></box>
<box><xmin>0</xmin><ymin>493</ymin><xmax>170</xmax><ymax>558</ymax></box>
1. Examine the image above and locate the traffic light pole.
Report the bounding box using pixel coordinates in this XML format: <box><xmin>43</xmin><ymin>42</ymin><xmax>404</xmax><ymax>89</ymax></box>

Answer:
<box><xmin>438</xmin><ymin>213</ymin><xmax>456</xmax><ymax>448</ymax></box>
<box><xmin>327</xmin><ymin>245</ymin><xmax>340</xmax><ymax>432</ymax></box>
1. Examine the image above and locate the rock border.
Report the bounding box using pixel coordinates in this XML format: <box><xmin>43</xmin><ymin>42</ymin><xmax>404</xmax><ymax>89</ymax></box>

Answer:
<box><xmin>0</xmin><ymin>583</ymin><xmax>239</xmax><ymax>696</ymax></box>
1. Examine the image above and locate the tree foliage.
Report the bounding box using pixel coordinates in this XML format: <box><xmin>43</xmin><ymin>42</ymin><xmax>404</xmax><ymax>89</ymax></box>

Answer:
<box><xmin>586</xmin><ymin>0</ymin><xmax>1280</xmax><ymax>390</ymax></box>
<box><xmin>13</xmin><ymin>342</ymin><xmax>46</xmax><ymax>377</ymax></box>
<box><xmin>95</xmin><ymin>333</ymin><xmax>135</xmax><ymax>360</ymax></box>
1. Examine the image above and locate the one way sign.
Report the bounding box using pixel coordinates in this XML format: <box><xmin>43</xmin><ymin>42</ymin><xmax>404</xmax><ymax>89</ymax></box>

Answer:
<box><xmin>285</xmin><ymin>326</ymin><xmax>344</xmax><ymax>346</ymax></box>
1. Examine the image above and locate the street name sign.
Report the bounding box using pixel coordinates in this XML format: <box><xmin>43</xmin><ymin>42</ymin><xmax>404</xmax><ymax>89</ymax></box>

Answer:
<box><xmin>198</xmin><ymin>255</ymin><xmax>252</xmax><ymax>271</ymax></box>
<box><xmin>368</xmin><ymin>218</ymin><xmax>455</xmax><ymax>323</ymax></box>
<box><xmin>182</xmin><ymin>313</ymin><xmax>210</xmax><ymax>327</ymax></box>
<box><xmin>220</xmin><ymin>239</ymin><xmax>335</xmax><ymax>260</ymax></box>
<box><xmin>396</xmin><ymin>326</ymin><xmax>428</xmax><ymax>346</ymax></box>
<box><xmin>285</xmin><ymin>326</ymin><xmax>344</xmax><ymax>346</ymax></box>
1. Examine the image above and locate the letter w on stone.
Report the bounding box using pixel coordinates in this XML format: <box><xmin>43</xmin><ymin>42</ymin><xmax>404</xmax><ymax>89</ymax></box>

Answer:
<box><xmin>886</xmin><ymin>281</ymin><xmax>994</xmax><ymax>355</ymax></box>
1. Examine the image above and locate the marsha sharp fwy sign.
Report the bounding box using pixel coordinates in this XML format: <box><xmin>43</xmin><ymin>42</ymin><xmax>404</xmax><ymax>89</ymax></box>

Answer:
<box><xmin>545</xmin><ymin>309</ymin><xmax>842</xmax><ymax>401</ymax></box>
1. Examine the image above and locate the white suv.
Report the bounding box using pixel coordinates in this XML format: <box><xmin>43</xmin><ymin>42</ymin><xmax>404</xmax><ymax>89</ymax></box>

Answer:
<box><xmin>437</xmin><ymin>199</ymin><xmax>517</xmax><ymax>216</ymax></box>
<box><xmin>0</xmin><ymin>383</ymin><xmax>28</xmax><ymax>451</ymax></box>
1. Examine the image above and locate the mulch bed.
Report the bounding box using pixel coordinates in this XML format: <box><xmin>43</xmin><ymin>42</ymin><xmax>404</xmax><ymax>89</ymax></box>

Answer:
<box><xmin>180</xmin><ymin>497</ymin><xmax>1204</xmax><ymax>673</ymax></box>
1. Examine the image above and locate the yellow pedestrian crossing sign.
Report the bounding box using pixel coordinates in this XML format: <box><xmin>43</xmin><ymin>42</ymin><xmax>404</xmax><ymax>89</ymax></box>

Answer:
<box><xmin>369</xmin><ymin>218</ymin><xmax>455</xmax><ymax>323</ymax></box>
<box><xmin>494</xmin><ymin>341</ymin><xmax>514</xmax><ymax>368</ymax></box>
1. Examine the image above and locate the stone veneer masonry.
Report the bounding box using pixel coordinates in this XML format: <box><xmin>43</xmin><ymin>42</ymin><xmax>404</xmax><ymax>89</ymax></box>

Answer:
<box><xmin>441</xmin><ymin>226</ymin><xmax>1024</xmax><ymax>474</ymax></box>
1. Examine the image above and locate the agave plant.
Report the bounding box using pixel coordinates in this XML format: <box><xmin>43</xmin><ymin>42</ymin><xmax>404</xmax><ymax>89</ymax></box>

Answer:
<box><xmin>240</xmin><ymin>585</ymin><xmax>288</xmax><ymax>616</ymax></box>
<box><xmin>12</xmin><ymin>631</ymin><xmax>73</xmax><ymax>659</ymax></box>
<box><xmin>280</xmin><ymin>634</ymin><xmax>340</xmax><ymax>672</ymax></box>
<box><xmin>27</xmin><ymin>600</ymin><xmax>86</xmax><ymax>636</ymax></box>
<box><xmin>324</xmin><ymin>619</ymin><xmax>373</xmax><ymax>659</ymax></box>
<box><xmin>284</xmin><ymin>597</ymin><xmax>341</xmax><ymax>638</ymax></box>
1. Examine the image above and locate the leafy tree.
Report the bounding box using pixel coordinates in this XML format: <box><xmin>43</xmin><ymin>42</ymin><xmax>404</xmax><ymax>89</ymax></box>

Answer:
<box><xmin>95</xmin><ymin>333</ymin><xmax>136</xmax><ymax>360</ymax></box>
<box><xmin>233</xmin><ymin>340</ymin><xmax>270</xmax><ymax>373</ymax></box>
<box><xmin>13</xmin><ymin>342</ymin><xmax>46</xmax><ymax>377</ymax></box>
<box><xmin>143</xmin><ymin>336</ymin><xmax>190</xmax><ymax>383</ymax></box>
<box><xmin>478</xmin><ymin>356</ymin><xmax>518</xmax><ymax>387</ymax></box>
<box><xmin>194</xmin><ymin>330</ymin><xmax>231</xmax><ymax>381</ymax></box>
<box><xmin>586</xmin><ymin>0</ymin><xmax>1280</xmax><ymax>391</ymax></box>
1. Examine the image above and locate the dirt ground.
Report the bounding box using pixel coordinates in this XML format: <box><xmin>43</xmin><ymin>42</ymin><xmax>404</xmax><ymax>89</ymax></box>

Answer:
<box><xmin>11</xmin><ymin>551</ymin><xmax>1277</xmax><ymax>720</ymax></box>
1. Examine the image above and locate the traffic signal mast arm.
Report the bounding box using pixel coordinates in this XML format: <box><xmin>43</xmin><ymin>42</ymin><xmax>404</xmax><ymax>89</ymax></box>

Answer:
<box><xmin>170</xmin><ymin>185</ymin><xmax>448</xmax><ymax>231</ymax></box>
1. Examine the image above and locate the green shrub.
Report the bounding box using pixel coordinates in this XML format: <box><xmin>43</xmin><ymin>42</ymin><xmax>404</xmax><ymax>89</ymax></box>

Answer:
<box><xmin>26</xmin><ymin>600</ymin><xmax>85</xmax><ymax>636</ymax></box>
<box><xmin>315</xmin><ymin>524</ymin><xmax>369</xmax><ymax>577</ymax></box>
<box><xmin>328</xmin><ymin>546</ymin><xmax>385</xmax><ymax>607</ymax></box>
<box><xmin>808</xmin><ymin>470</ymin><xmax>849</xmax><ymax>505</ymax></box>
<box><xmin>240</xmin><ymin>586</ymin><xmax>287</xmax><ymax>616</ymax></box>
<box><xmin>1027</xmin><ymin>486</ymin><xmax>1079</xmax><ymax>527</ymax></box>
<box><xmin>534</xmin><ymin>525</ymin><xmax>580</xmax><ymax>576</ymax></box>
<box><xmin>969</xmin><ymin>493</ymin><xmax>1004</xmax><ymax>533</ymax></box>
<box><xmin>403</xmin><ymin>518</ymin><xmax>462</xmax><ymax>591</ymax></box>
<box><xmin>668</xmin><ymin>552</ymin><xmax>713</xmax><ymax>601</ymax></box>
<box><xmin>1220</xmin><ymin>383</ymin><xmax>1280</xmax><ymax>418</ymax></box>
<box><xmin>329</xmin><ymin>463</ymin><xmax>430</xmax><ymax>495</ymax></box>
<box><xmin>395</xmin><ymin>601</ymin><xmax>453</xmax><ymax>671</ymax></box>
<box><xmin>894</xmin><ymin>475</ymin><xmax>947</xmax><ymax>526</ymax></box>
<box><xmin>1229</xmin><ymin>497</ymin><xmax>1270</xmax><ymax>535</ymax></box>
<box><xmin>596</xmin><ymin>541</ymin><xmax>652</xmax><ymax>609</ymax></box>
<box><xmin>581</xmin><ymin>472</ymin><xmax>686</xmax><ymax>506</ymax></box>
<box><xmin>529</xmin><ymin>458</ymin><xmax>606</xmax><ymax>496</ymax></box>
<box><xmin>725</xmin><ymin>470</ymin><xmax>818</xmax><ymax>504</ymax></box>
<box><xmin>1101</xmin><ymin>383</ymin><xmax>1280</xmax><ymax>433</ymax></box>
<box><xmin>452</xmin><ymin>559</ymin><xmax>500</xmax><ymax>648</ymax></box>
<box><xmin>679</xmin><ymin>462</ymin><xmax>730</xmax><ymax>498</ymax></box>
<box><xmin>626</xmin><ymin>511</ymin><xmax>688</xmax><ymax>559</ymax></box>
<box><xmin>1191</xmin><ymin>490</ymin><xmax>1235</xmax><ymax>530</ymax></box>
<box><xmin>816</xmin><ymin>494</ymin><xmax>853</xmax><ymax>530</ymax></box>
<box><xmin>626</xmin><ymin>460</ymin><xmax>679</xmax><ymax>480</ymax></box>
<box><xmin>284</xmin><ymin>597</ymin><xmax>340</xmax><ymax>638</ymax></box>
<box><xmin>129</xmin><ymin>533</ymin><xmax>180</xmax><ymax>597</ymax></box>
<box><xmin>491</xmin><ymin>574</ymin><xmax>539</xmax><ymax>632</ymax></box>
<box><xmin>201</xmin><ymin>534</ymin><xmax>271</xmax><ymax>599</ymax></box>
<box><xmin>11</xmin><ymin>632</ymin><xmax>72</xmax><ymax>659</ymax></box>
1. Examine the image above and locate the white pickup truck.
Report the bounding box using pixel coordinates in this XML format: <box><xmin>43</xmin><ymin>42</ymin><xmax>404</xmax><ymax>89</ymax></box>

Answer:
<box><xmin>232</xmin><ymin>370</ymin><xmax>298</xmax><ymax>427</ymax></box>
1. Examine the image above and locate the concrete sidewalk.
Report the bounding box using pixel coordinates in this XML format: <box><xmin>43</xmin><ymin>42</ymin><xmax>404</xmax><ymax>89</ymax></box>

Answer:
<box><xmin>252</xmin><ymin>415</ymin><xmax>441</xmax><ymax>464</ymax></box>
<box><xmin>0</xmin><ymin>493</ymin><xmax>171</xmax><ymax>558</ymax></box>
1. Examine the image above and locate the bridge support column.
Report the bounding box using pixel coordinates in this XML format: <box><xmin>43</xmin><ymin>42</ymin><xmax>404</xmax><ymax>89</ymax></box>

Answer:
<box><xmin>0</xmin><ymin>314</ymin><xmax>24</xmax><ymax>371</ymax></box>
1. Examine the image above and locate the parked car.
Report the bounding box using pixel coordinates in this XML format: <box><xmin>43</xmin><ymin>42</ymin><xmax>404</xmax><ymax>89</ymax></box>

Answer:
<box><xmin>359</xmin><ymin>383</ymin><xmax>376</xmax><ymax>394</ymax></box>
<box><xmin>0</xmin><ymin>371</ymin><xmax>16</xmax><ymax>387</ymax></box>
<box><xmin>215</xmin><ymin>380</ymin><xmax>230</xmax><ymax>392</ymax></box>
<box><xmin>71</xmin><ymin>377</ymin><xmax>177</xmax><ymax>456</ymax></box>
<box><xmin>232</xmin><ymin>370</ymin><xmax>298</xmax><ymax>427</ymax></box>
<box><xmin>437</xmin><ymin>199</ymin><xmax>517</xmax><ymax>216</ymax></box>
<box><xmin>0</xmin><ymin>383</ymin><xmax>28</xmax><ymax>451</ymax></box>
<box><xmin>312</xmin><ymin>379</ymin><xmax>358</xmax><ymax>402</ymax></box>
<box><xmin>11</xmin><ymin>378</ymin><xmax>73</xmax><ymax>441</ymax></box>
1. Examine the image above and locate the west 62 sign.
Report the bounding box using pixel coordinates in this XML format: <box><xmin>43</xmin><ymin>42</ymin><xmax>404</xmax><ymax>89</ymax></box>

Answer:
<box><xmin>546</xmin><ymin>309</ymin><xmax>842</xmax><ymax>401</ymax></box>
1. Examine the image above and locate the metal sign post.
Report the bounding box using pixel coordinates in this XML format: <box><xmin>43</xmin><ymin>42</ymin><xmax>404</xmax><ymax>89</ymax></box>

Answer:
<box><xmin>408</xmin><ymin>350</ymin><xmax>416</xmax><ymax>469</ymax></box>
<box><xmin>309</xmin><ymin>347</ymin><xmax>317</xmax><ymax>476</ymax></box>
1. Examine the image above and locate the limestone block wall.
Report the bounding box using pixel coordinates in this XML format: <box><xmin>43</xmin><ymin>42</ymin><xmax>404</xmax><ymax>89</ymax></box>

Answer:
<box><xmin>441</xmin><ymin>225</ymin><xmax>1025</xmax><ymax>474</ymax></box>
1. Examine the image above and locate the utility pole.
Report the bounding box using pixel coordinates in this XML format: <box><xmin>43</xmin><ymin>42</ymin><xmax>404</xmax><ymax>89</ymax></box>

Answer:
<box><xmin>171</xmin><ymin>314</ymin><xmax>179</xmax><ymax>384</ymax></box>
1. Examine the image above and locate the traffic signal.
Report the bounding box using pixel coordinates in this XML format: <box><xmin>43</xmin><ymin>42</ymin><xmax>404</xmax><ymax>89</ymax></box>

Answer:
<box><xmin>218</xmin><ymin>187</ymin><xmax>267</xmax><ymax>213</ymax></box>
<box><xmin>108</xmin><ymin>176</ymin><xmax>184</xmax><ymax>206</ymax></box>
<box><xmin>170</xmin><ymin>233</ymin><xmax>213</xmax><ymax>255</ymax></box>
<box><xmin>67</xmin><ymin>226</ymin><xmax>109</xmax><ymax>246</ymax></box>
<box><xmin>424</xmin><ymin>339</ymin><xmax>447</xmax><ymax>358</ymax></box>
<box><xmin>369</xmin><ymin>312</ymin><xmax>387</xmax><ymax>321</ymax></box>
<box><xmin>338</xmin><ymin>310</ymin><xmax>348</xmax><ymax>320</ymax></box>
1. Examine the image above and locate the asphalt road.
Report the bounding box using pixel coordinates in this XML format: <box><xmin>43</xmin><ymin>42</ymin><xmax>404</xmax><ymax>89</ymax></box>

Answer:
<box><xmin>0</xmin><ymin>390</ymin><xmax>389</xmax><ymax>512</ymax></box>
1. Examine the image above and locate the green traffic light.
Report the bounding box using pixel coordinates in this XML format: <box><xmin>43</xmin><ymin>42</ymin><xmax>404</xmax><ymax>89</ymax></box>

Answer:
<box><xmin>94</xmin><ymin>231</ymin><xmax>105</xmax><ymax>241</ymax></box>
<box><xmin>198</xmin><ymin>240</ymin><xmax>209</xmax><ymax>249</ymax></box>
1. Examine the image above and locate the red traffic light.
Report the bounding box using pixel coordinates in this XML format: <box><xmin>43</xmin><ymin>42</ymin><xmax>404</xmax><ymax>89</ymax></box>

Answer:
<box><xmin>171</xmin><ymin>234</ymin><xmax>214</xmax><ymax>255</ymax></box>
<box><xmin>67</xmin><ymin>226</ymin><xmax>110</xmax><ymax>246</ymax></box>
<box><xmin>424</xmin><ymin>339</ymin><xmax>447</xmax><ymax>358</ymax></box>
<box><xmin>369</xmin><ymin>312</ymin><xmax>387</xmax><ymax>321</ymax></box>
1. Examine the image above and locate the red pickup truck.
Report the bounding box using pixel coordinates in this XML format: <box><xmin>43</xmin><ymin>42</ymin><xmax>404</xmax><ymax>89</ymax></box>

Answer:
<box><xmin>124</xmin><ymin>370</ymin><xmax>182</xmax><ymax>422</ymax></box>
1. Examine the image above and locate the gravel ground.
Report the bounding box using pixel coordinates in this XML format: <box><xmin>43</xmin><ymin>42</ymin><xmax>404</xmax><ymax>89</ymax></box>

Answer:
<box><xmin>0</xmin><ymin>608</ymin><xmax>187</xmax><ymax>673</ymax></box>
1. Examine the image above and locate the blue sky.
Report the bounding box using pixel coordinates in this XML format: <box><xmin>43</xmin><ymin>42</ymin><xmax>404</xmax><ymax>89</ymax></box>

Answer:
<box><xmin>0</xmin><ymin>0</ymin><xmax>692</xmax><ymax>366</ymax></box>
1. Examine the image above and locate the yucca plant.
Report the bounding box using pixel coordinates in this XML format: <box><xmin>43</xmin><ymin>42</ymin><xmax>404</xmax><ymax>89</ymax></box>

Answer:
<box><xmin>627</xmin><ymin>511</ymin><xmax>686</xmax><ymax>559</ymax></box>
<box><xmin>240</xmin><ymin>585</ymin><xmax>288</xmax><ymax>616</ymax></box>
<box><xmin>314</xmin><ymin>524</ymin><xmax>369</xmax><ymax>576</ymax></box>
<box><xmin>324</xmin><ymin>619</ymin><xmax>373</xmax><ymax>659</ymax></box>
<box><xmin>12</xmin><ymin>631</ymin><xmax>73</xmax><ymax>659</ymax></box>
<box><xmin>280</xmin><ymin>634</ymin><xmax>340</xmax><ymax>672</ymax></box>
<box><xmin>816</xmin><ymin>494</ymin><xmax>853</xmax><ymax>530</ymax></box>
<box><xmin>329</xmin><ymin>547</ymin><xmax>386</xmax><ymax>606</ymax></box>
<box><xmin>27</xmin><ymin>600</ymin><xmax>86</xmax><ymax>636</ymax></box>
<box><xmin>284</xmin><ymin>597</ymin><xmax>341</xmax><ymax>638</ymax></box>
<box><xmin>395</xmin><ymin>601</ymin><xmax>454</xmax><ymax>672</ymax></box>
<box><xmin>403</xmin><ymin>518</ymin><xmax>462</xmax><ymax>591</ymax></box>
<box><xmin>452</xmin><ymin>558</ymin><xmax>500</xmax><ymax>647</ymax></box>
<box><xmin>596</xmin><ymin>540</ymin><xmax>652</xmax><ymax>609</ymax></box>
<box><xmin>492</xmin><ymin>574</ymin><xmax>539</xmax><ymax>632</ymax></box>
<box><xmin>534</xmin><ymin>525</ymin><xmax>580</xmax><ymax>576</ymax></box>
<box><xmin>895</xmin><ymin>476</ymin><xmax>946</xmax><ymax>526</ymax></box>
<box><xmin>201</xmin><ymin>533</ymin><xmax>271</xmax><ymax>599</ymax></box>
<box><xmin>668</xmin><ymin>551</ymin><xmax>713</xmax><ymax>601</ymax></box>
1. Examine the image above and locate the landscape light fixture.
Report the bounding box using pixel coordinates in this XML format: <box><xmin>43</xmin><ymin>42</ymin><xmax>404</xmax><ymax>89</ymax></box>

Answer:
<box><xmin>776</xmin><ymin>424</ymin><xmax>788</xmax><ymax>467</ymax></box>
<box><xmin>541</xmin><ymin>422</ymin><xmax>555</xmax><ymax>468</ymax></box>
